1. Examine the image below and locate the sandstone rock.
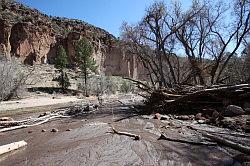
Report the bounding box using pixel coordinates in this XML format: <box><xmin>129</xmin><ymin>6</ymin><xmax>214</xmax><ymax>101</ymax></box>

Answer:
<box><xmin>224</xmin><ymin>105</ymin><xmax>245</xmax><ymax>117</ymax></box>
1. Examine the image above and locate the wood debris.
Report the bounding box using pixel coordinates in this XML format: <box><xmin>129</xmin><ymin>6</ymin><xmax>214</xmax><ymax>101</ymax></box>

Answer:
<box><xmin>111</xmin><ymin>126</ymin><xmax>141</xmax><ymax>140</ymax></box>
<box><xmin>0</xmin><ymin>140</ymin><xmax>27</xmax><ymax>155</ymax></box>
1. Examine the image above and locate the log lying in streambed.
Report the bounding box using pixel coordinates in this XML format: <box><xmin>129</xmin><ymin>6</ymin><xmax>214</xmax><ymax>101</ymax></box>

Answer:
<box><xmin>0</xmin><ymin>140</ymin><xmax>27</xmax><ymax>156</ymax></box>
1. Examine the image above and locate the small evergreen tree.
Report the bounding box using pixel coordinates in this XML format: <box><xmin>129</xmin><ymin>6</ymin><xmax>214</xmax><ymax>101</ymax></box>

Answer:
<box><xmin>54</xmin><ymin>45</ymin><xmax>70</xmax><ymax>90</ymax></box>
<box><xmin>74</xmin><ymin>38</ymin><xmax>97</xmax><ymax>96</ymax></box>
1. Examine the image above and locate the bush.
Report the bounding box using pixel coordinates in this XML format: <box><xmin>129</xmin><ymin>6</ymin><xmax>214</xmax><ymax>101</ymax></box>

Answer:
<box><xmin>77</xmin><ymin>76</ymin><xmax>138</xmax><ymax>95</ymax></box>
<box><xmin>0</xmin><ymin>58</ymin><xmax>30</xmax><ymax>101</ymax></box>
<box><xmin>120</xmin><ymin>80</ymin><xmax>134</xmax><ymax>93</ymax></box>
<box><xmin>53</xmin><ymin>72</ymin><xmax>71</xmax><ymax>90</ymax></box>
<box><xmin>77</xmin><ymin>75</ymin><xmax>118</xmax><ymax>95</ymax></box>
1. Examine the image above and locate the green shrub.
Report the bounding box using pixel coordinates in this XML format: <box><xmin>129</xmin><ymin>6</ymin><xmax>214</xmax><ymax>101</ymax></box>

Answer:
<box><xmin>120</xmin><ymin>80</ymin><xmax>134</xmax><ymax>93</ymax></box>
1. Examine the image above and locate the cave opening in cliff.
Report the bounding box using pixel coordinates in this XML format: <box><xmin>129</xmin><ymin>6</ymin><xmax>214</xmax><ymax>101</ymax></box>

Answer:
<box><xmin>24</xmin><ymin>52</ymin><xmax>36</xmax><ymax>65</ymax></box>
<box><xmin>9</xmin><ymin>23</ymin><xmax>28</xmax><ymax>58</ymax></box>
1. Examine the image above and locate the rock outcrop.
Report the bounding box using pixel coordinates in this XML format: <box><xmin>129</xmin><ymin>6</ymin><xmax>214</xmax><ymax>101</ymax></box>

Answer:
<box><xmin>0</xmin><ymin>1</ymin><xmax>147</xmax><ymax>79</ymax></box>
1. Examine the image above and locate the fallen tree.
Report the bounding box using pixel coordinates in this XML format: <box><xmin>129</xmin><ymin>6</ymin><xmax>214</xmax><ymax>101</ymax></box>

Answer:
<box><xmin>158</xmin><ymin>132</ymin><xmax>217</xmax><ymax>146</ymax></box>
<box><xmin>0</xmin><ymin>140</ymin><xmax>27</xmax><ymax>155</ymax></box>
<box><xmin>145</xmin><ymin>84</ymin><xmax>250</xmax><ymax>114</ymax></box>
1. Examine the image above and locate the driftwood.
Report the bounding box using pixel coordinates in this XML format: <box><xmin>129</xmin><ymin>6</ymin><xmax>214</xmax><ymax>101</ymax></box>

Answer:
<box><xmin>187</xmin><ymin>126</ymin><xmax>250</xmax><ymax>154</ymax></box>
<box><xmin>201</xmin><ymin>132</ymin><xmax>250</xmax><ymax>155</ymax></box>
<box><xmin>0</xmin><ymin>140</ymin><xmax>27</xmax><ymax>155</ymax></box>
<box><xmin>111</xmin><ymin>126</ymin><xmax>141</xmax><ymax>140</ymax></box>
<box><xmin>147</xmin><ymin>84</ymin><xmax>250</xmax><ymax>116</ymax></box>
<box><xmin>187</xmin><ymin>126</ymin><xmax>250</xmax><ymax>138</ymax></box>
<box><xmin>158</xmin><ymin>132</ymin><xmax>217</xmax><ymax>146</ymax></box>
<box><xmin>0</xmin><ymin>114</ymin><xmax>70</xmax><ymax>132</ymax></box>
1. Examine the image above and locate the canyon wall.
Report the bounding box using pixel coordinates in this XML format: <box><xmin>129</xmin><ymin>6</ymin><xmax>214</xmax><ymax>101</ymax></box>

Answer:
<box><xmin>0</xmin><ymin>1</ymin><xmax>148</xmax><ymax>80</ymax></box>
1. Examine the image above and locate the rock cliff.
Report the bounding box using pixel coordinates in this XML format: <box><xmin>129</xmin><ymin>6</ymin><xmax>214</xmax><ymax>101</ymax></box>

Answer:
<box><xmin>0</xmin><ymin>1</ymin><xmax>147</xmax><ymax>79</ymax></box>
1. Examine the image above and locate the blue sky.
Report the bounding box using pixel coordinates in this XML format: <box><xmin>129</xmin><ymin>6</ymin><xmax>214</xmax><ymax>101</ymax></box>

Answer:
<box><xmin>16</xmin><ymin>0</ymin><xmax>191</xmax><ymax>37</ymax></box>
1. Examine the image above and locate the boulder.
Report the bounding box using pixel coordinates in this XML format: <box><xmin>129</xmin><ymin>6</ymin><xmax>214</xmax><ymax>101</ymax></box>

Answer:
<box><xmin>195</xmin><ymin>113</ymin><xmax>206</xmax><ymax>120</ymax></box>
<box><xmin>153</xmin><ymin>113</ymin><xmax>161</xmax><ymax>120</ymax></box>
<box><xmin>51</xmin><ymin>128</ymin><xmax>59</xmax><ymax>132</ymax></box>
<box><xmin>176</xmin><ymin>115</ymin><xmax>190</xmax><ymax>120</ymax></box>
<box><xmin>224</xmin><ymin>105</ymin><xmax>245</xmax><ymax>117</ymax></box>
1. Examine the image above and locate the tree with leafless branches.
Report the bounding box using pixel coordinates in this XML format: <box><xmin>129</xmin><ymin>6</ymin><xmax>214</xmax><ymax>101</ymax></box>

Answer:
<box><xmin>0</xmin><ymin>56</ymin><xmax>33</xmax><ymax>101</ymax></box>
<box><xmin>121</xmin><ymin>1</ymin><xmax>203</xmax><ymax>88</ymax></box>
<box><xmin>175</xmin><ymin>0</ymin><xmax>250</xmax><ymax>85</ymax></box>
<box><xmin>121</xmin><ymin>0</ymin><xmax>249</xmax><ymax>88</ymax></box>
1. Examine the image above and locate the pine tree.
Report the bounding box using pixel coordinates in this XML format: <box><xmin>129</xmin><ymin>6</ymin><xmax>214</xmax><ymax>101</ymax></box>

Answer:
<box><xmin>74</xmin><ymin>38</ymin><xmax>97</xmax><ymax>96</ymax></box>
<box><xmin>54</xmin><ymin>45</ymin><xmax>70</xmax><ymax>90</ymax></box>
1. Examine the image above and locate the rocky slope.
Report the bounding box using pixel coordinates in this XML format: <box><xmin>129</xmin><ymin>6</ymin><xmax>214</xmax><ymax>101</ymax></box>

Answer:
<box><xmin>0</xmin><ymin>1</ymin><xmax>147</xmax><ymax>79</ymax></box>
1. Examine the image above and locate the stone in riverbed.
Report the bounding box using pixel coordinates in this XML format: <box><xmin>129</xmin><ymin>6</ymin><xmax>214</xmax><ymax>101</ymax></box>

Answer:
<box><xmin>195</xmin><ymin>113</ymin><xmax>206</xmax><ymax>120</ymax></box>
<box><xmin>51</xmin><ymin>128</ymin><xmax>59</xmax><ymax>132</ymax></box>
<box><xmin>176</xmin><ymin>115</ymin><xmax>190</xmax><ymax>120</ymax></box>
<box><xmin>224</xmin><ymin>105</ymin><xmax>245</xmax><ymax>117</ymax></box>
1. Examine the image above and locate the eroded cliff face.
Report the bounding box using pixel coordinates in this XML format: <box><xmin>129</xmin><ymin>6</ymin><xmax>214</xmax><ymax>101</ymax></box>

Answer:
<box><xmin>0</xmin><ymin>1</ymin><xmax>147</xmax><ymax>79</ymax></box>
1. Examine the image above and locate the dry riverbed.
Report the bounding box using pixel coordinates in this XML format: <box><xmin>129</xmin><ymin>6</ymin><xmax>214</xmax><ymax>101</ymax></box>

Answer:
<box><xmin>0</xmin><ymin>94</ymin><xmax>249</xmax><ymax>166</ymax></box>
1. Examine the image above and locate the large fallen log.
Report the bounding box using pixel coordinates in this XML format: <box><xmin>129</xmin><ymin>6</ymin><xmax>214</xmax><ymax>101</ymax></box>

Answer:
<box><xmin>187</xmin><ymin>126</ymin><xmax>250</xmax><ymax>154</ymax></box>
<box><xmin>158</xmin><ymin>132</ymin><xmax>217</xmax><ymax>146</ymax></box>
<box><xmin>147</xmin><ymin>84</ymin><xmax>250</xmax><ymax>115</ymax></box>
<box><xmin>0</xmin><ymin>140</ymin><xmax>27</xmax><ymax>155</ymax></box>
<box><xmin>201</xmin><ymin>132</ymin><xmax>250</xmax><ymax>155</ymax></box>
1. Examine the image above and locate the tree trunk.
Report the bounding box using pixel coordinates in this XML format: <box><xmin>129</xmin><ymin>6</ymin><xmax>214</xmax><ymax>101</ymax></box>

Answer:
<box><xmin>84</xmin><ymin>61</ymin><xmax>88</xmax><ymax>97</ymax></box>
<box><xmin>61</xmin><ymin>69</ymin><xmax>64</xmax><ymax>90</ymax></box>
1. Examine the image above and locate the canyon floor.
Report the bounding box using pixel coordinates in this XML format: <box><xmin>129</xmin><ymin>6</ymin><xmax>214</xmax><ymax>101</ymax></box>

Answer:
<box><xmin>0</xmin><ymin>93</ymin><xmax>249</xmax><ymax>166</ymax></box>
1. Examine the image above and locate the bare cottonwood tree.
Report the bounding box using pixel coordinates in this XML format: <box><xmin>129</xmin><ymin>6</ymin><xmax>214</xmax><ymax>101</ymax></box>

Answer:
<box><xmin>122</xmin><ymin>0</ymin><xmax>249</xmax><ymax>88</ymax></box>
<box><xmin>176</xmin><ymin>0</ymin><xmax>250</xmax><ymax>85</ymax></box>
<box><xmin>0</xmin><ymin>57</ymin><xmax>33</xmax><ymax>101</ymax></box>
<box><xmin>121</xmin><ymin>1</ymin><xmax>202</xmax><ymax>88</ymax></box>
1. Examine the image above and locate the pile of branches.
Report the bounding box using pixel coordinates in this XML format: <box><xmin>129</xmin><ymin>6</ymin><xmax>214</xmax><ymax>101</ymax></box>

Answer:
<box><xmin>146</xmin><ymin>84</ymin><xmax>250</xmax><ymax>114</ymax></box>
<box><xmin>124</xmin><ymin>77</ymin><xmax>249</xmax><ymax>115</ymax></box>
